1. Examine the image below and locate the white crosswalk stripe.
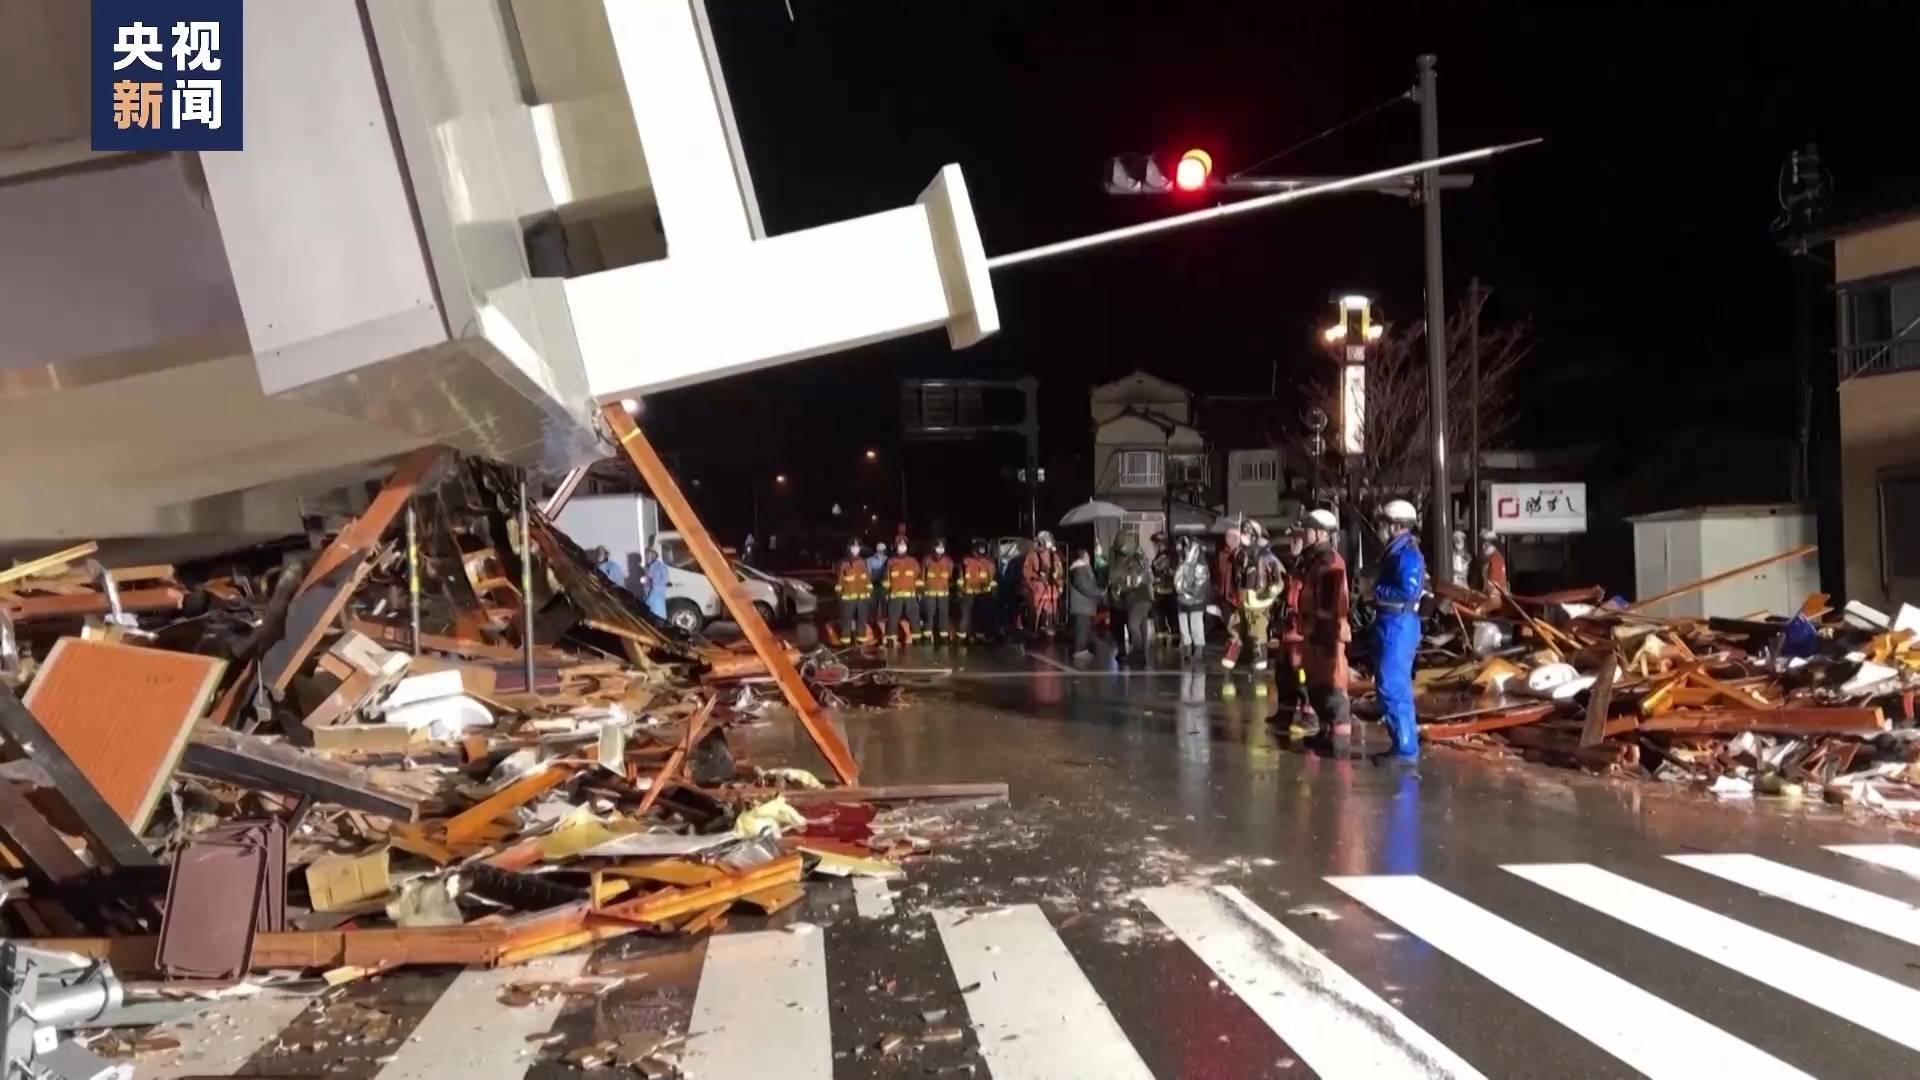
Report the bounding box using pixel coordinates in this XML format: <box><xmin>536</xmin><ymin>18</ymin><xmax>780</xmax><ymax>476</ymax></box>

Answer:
<box><xmin>1509</xmin><ymin>861</ymin><xmax>1920</xmax><ymax>1055</ymax></box>
<box><xmin>1670</xmin><ymin>852</ymin><xmax>1920</xmax><ymax>947</ymax></box>
<box><xmin>1329</xmin><ymin>873</ymin><xmax>1815</xmax><ymax>1080</ymax></box>
<box><xmin>1138</xmin><ymin>883</ymin><xmax>1485</xmax><ymax>1080</ymax></box>
<box><xmin>683</xmin><ymin>926</ymin><xmax>834</xmax><ymax>1080</ymax></box>
<box><xmin>374</xmin><ymin>955</ymin><xmax>589</xmax><ymax>1080</ymax></box>
<box><xmin>933</xmin><ymin>904</ymin><xmax>1155</xmax><ymax>1080</ymax></box>
<box><xmin>110</xmin><ymin>848</ymin><xmax>1920</xmax><ymax>1079</ymax></box>
<box><xmin>1827</xmin><ymin>842</ymin><xmax>1920</xmax><ymax>881</ymax></box>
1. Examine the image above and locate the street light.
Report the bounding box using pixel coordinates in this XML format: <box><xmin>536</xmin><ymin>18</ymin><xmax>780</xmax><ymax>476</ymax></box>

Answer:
<box><xmin>864</xmin><ymin>448</ymin><xmax>878</xmax><ymax>461</ymax></box>
<box><xmin>1174</xmin><ymin>149</ymin><xmax>1213</xmax><ymax>191</ymax></box>
<box><xmin>775</xmin><ymin>473</ymin><xmax>788</xmax><ymax>485</ymax></box>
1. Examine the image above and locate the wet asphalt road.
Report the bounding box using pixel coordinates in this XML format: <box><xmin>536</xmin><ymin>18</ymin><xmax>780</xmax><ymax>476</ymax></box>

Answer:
<box><xmin>167</xmin><ymin>641</ymin><xmax>1920</xmax><ymax>1080</ymax></box>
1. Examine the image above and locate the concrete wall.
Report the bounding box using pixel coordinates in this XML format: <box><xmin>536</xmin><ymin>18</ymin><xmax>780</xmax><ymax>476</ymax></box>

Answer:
<box><xmin>1840</xmin><ymin>367</ymin><xmax>1920</xmax><ymax>607</ymax></box>
<box><xmin>0</xmin><ymin>157</ymin><xmax>242</xmax><ymax>372</ymax></box>
<box><xmin>1836</xmin><ymin>218</ymin><xmax>1920</xmax><ymax>283</ymax></box>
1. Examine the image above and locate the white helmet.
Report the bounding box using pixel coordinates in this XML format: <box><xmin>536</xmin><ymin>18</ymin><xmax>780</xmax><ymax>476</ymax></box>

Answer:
<box><xmin>1378</xmin><ymin>499</ymin><xmax>1418</xmax><ymax>525</ymax></box>
<box><xmin>1306</xmin><ymin>508</ymin><xmax>1340</xmax><ymax>532</ymax></box>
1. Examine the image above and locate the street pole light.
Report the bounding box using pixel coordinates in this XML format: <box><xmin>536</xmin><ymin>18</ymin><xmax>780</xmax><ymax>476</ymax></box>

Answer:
<box><xmin>1416</xmin><ymin>53</ymin><xmax>1455</xmax><ymax>584</ymax></box>
<box><xmin>1468</xmin><ymin>277</ymin><xmax>1483</xmax><ymax>558</ymax></box>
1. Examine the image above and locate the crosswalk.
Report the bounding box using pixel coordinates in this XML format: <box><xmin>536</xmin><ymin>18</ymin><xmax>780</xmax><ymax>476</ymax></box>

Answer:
<box><xmin>132</xmin><ymin>841</ymin><xmax>1920</xmax><ymax>1080</ymax></box>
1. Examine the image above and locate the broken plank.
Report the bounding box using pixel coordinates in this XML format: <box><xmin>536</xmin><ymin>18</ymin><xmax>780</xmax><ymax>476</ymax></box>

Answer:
<box><xmin>440</xmin><ymin>763</ymin><xmax>572</xmax><ymax>844</ymax></box>
<box><xmin>3</xmin><ymin>587</ymin><xmax>184</xmax><ymax>622</ymax></box>
<box><xmin>30</xmin><ymin>924</ymin><xmax>505</xmax><ymax>976</ymax></box>
<box><xmin>0</xmin><ymin>782</ymin><xmax>92</xmax><ymax>888</ymax></box>
<box><xmin>1579</xmin><ymin>662</ymin><xmax>1619</xmax><ymax>748</ymax></box>
<box><xmin>0</xmin><ymin>542</ymin><xmax>99</xmax><ymax>587</ymax></box>
<box><xmin>182</xmin><ymin>729</ymin><xmax>422</xmax><ymax>821</ymax></box>
<box><xmin>1625</xmin><ymin>545</ymin><xmax>1818</xmax><ymax>613</ymax></box>
<box><xmin>299</xmin><ymin>448</ymin><xmax>444</xmax><ymax>591</ymax></box>
<box><xmin>735</xmin><ymin>882</ymin><xmax>806</xmax><ymax>916</ymax></box>
<box><xmin>1637</xmin><ymin>707</ymin><xmax>1885</xmax><ymax>736</ymax></box>
<box><xmin>1421</xmin><ymin>705</ymin><xmax>1556</xmax><ymax>741</ymax></box>
<box><xmin>637</xmin><ymin>698</ymin><xmax>715</xmax><ymax>817</ymax></box>
<box><xmin>0</xmin><ymin>687</ymin><xmax>158</xmax><ymax>869</ymax></box>
<box><xmin>263</xmin><ymin>559</ymin><xmax>373</xmax><ymax>696</ymax></box>
<box><xmin>605</xmin><ymin>406</ymin><xmax>858</xmax><ymax>784</ymax></box>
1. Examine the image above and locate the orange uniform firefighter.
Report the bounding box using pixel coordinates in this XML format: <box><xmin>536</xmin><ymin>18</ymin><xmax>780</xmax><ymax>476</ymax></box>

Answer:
<box><xmin>1292</xmin><ymin>508</ymin><xmax>1351</xmax><ymax>740</ymax></box>
<box><xmin>831</xmin><ymin>538</ymin><xmax>875</xmax><ymax>646</ymax></box>
<box><xmin>1478</xmin><ymin>530</ymin><xmax>1510</xmax><ymax>593</ymax></box>
<box><xmin>884</xmin><ymin>544</ymin><xmax>923</xmax><ymax>646</ymax></box>
<box><xmin>921</xmin><ymin>541</ymin><xmax>956</xmax><ymax>644</ymax></box>
<box><xmin>1022</xmin><ymin>531</ymin><xmax>1065</xmax><ymax>636</ymax></box>
<box><xmin>959</xmin><ymin>539</ymin><xmax>997</xmax><ymax>643</ymax></box>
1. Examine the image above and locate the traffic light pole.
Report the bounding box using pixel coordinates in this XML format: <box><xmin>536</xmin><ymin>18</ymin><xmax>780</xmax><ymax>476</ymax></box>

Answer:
<box><xmin>1416</xmin><ymin>53</ymin><xmax>1454</xmax><ymax>585</ymax></box>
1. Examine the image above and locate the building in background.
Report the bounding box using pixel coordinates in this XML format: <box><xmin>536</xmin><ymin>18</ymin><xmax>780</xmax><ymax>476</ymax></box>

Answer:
<box><xmin>1827</xmin><ymin>200</ymin><xmax>1920</xmax><ymax>608</ymax></box>
<box><xmin>1089</xmin><ymin>372</ymin><xmax>1208</xmax><ymax>559</ymax></box>
<box><xmin>0</xmin><ymin>0</ymin><xmax>995</xmax><ymax>554</ymax></box>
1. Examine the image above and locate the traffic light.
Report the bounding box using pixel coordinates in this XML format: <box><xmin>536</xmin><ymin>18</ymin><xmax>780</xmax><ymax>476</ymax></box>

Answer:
<box><xmin>1105</xmin><ymin>149</ymin><xmax>1214</xmax><ymax>195</ymax></box>
<box><xmin>1174</xmin><ymin>149</ymin><xmax>1212</xmax><ymax>191</ymax></box>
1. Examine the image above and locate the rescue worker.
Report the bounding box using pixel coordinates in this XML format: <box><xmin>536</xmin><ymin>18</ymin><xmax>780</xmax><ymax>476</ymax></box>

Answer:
<box><xmin>865</xmin><ymin>539</ymin><xmax>891</xmax><ymax>640</ymax></box>
<box><xmin>1066</xmin><ymin>547</ymin><xmax>1102</xmax><ymax>660</ymax></box>
<box><xmin>1372</xmin><ymin>500</ymin><xmax>1426</xmax><ymax>765</ymax></box>
<box><xmin>1477</xmin><ymin>529</ymin><xmax>1510</xmax><ymax>593</ymax></box>
<box><xmin>1150</xmin><ymin>533</ymin><xmax>1177</xmax><ymax>642</ymax></box>
<box><xmin>832</xmin><ymin>538</ymin><xmax>874</xmax><ymax>646</ymax></box>
<box><xmin>959</xmin><ymin>539</ymin><xmax>997</xmax><ymax>642</ymax></box>
<box><xmin>1108</xmin><ymin>532</ymin><xmax>1153</xmax><ymax>662</ymax></box>
<box><xmin>1450</xmin><ymin>529</ymin><xmax>1471</xmax><ymax>587</ymax></box>
<box><xmin>641</xmin><ymin>546</ymin><xmax>669</xmax><ymax>621</ymax></box>
<box><xmin>1222</xmin><ymin>521</ymin><xmax>1284</xmax><ymax>672</ymax></box>
<box><xmin>1278</xmin><ymin>523</ymin><xmax>1310</xmax><ymax>713</ymax></box>
<box><xmin>1293</xmin><ymin>509</ymin><xmax>1352</xmax><ymax>742</ymax></box>
<box><xmin>593</xmin><ymin>546</ymin><xmax>625</xmax><ymax>591</ymax></box>
<box><xmin>884</xmin><ymin>541</ymin><xmax>923</xmax><ymax>647</ymax></box>
<box><xmin>1215</xmin><ymin>525</ymin><xmax>1242</xmax><ymax>614</ymax></box>
<box><xmin>921</xmin><ymin>540</ymin><xmax>956</xmax><ymax>644</ymax></box>
<box><xmin>1172</xmin><ymin>536</ymin><xmax>1211</xmax><ymax>661</ymax></box>
<box><xmin>1022</xmin><ymin>531</ymin><xmax>1065</xmax><ymax>637</ymax></box>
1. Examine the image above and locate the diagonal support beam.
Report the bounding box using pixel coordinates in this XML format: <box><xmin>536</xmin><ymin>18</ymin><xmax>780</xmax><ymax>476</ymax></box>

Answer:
<box><xmin>602</xmin><ymin>405</ymin><xmax>858</xmax><ymax>784</ymax></box>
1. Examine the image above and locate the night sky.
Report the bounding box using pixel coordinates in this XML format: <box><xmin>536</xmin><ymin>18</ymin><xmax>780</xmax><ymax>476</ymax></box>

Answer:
<box><xmin>651</xmin><ymin>0</ymin><xmax>1918</xmax><ymax>544</ymax></box>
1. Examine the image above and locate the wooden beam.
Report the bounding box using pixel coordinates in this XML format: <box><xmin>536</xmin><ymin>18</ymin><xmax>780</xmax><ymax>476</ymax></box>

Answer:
<box><xmin>300</xmin><ymin>448</ymin><xmax>445</xmax><ymax>591</ymax></box>
<box><xmin>439</xmin><ymin>763</ymin><xmax>571</xmax><ymax>844</ymax></box>
<box><xmin>1637</xmin><ymin>706</ymin><xmax>1885</xmax><ymax>736</ymax></box>
<box><xmin>181</xmin><ymin>730</ymin><xmax>422</xmax><ymax>821</ymax></box>
<box><xmin>3</xmin><ymin>587</ymin><xmax>184</xmax><ymax>622</ymax></box>
<box><xmin>28</xmin><ymin>925</ymin><xmax>506</xmax><ymax>975</ymax></box>
<box><xmin>603</xmin><ymin>406</ymin><xmax>858</xmax><ymax>784</ymax></box>
<box><xmin>1624</xmin><ymin>544</ymin><xmax>1818</xmax><ymax>613</ymax></box>
<box><xmin>0</xmin><ymin>783</ymin><xmax>92</xmax><ymax>888</ymax></box>
<box><xmin>637</xmin><ymin>697</ymin><xmax>715</xmax><ymax>816</ymax></box>
<box><xmin>0</xmin><ymin>543</ymin><xmax>99</xmax><ymax>587</ymax></box>
<box><xmin>1421</xmin><ymin>704</ymin><xmax>1555</xmax><ymax>741</ymax></box>
<box><xmin>1579</xmin><ymin>662</ymin><xmax>1618</xmax><ymax>748</ymax></box>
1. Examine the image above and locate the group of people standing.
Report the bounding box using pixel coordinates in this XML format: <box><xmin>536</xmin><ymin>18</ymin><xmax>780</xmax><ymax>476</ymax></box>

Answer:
<box><xmin>831</xmin><ymin>537</ymin><xmax>999</xmax><ymax>646</ymax></box>
<box><xmin>594</xmin><ymin>545</ymin><xmax>669</xmax><ymax>620</ymax></box>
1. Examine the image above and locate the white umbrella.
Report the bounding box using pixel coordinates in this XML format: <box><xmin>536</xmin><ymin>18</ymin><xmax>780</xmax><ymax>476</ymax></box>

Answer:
<box><xmin>1058</xmin><ymin>500</ymin><xmax>1128</xmax><ymax>526</ymax></box>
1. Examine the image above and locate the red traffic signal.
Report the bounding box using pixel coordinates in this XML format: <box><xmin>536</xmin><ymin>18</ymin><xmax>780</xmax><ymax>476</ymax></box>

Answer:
<box><xmin>1174</xmin><ymin>149</ymin><xmax>1213</xmax><ymax>192</ymax></box>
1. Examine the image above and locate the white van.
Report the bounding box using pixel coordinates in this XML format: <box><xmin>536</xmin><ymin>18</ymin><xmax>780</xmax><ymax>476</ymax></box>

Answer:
<box><xmin>553</xmin><ymin>494</ymin><xmax>811</xmax><ymax>634</ymax></box>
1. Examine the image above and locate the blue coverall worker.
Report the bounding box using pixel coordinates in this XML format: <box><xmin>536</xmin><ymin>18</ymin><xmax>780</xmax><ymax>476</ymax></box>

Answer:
<box><xmin>1372</xmin><ymin>500</ymin><xmax>1425</xmax><ymax>761</ymax></box>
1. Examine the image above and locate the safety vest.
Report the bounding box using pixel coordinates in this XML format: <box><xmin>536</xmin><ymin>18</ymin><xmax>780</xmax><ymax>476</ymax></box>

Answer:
<box><xmin>1237</xmin><ymin>548</ymin><xmax>1284</xmax><ymax>610</ymax></box>
<box><xmin>836</xmin><ymin>558</ymin><xmax>873</xmax><ymax>599</ymax></box>
<box><xmin>886</xmin><ymin>556</ymin><xmax>922</xmax><ymax>598</ymax></box>
<box><xmin>961</xmin><ymin>556</ymin><xmax>995</xmax><ymax>595</ymax></box>
<box><xmin>923</xmin><ymin>555</ymin><xmax>955</xmax><ymax>594</ymax></box>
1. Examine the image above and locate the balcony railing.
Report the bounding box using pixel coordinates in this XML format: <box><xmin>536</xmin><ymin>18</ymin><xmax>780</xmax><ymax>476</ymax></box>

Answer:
<box><xmin>1843</xmin><ymin>339</ymin><xmax>1920</xmax><ymax>380</ymax></box>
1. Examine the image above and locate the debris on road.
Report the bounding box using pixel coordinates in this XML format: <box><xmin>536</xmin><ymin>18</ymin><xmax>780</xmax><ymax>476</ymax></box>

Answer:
<box><xmin>0</xmin><ymin>448</ymin><xmax>1002</xmax><ymax>1068</ymax></box>
<box><xmin>1415</xmin><ymin>558</ymin><xmax>1920</xmax><ymax>818</ymax></box>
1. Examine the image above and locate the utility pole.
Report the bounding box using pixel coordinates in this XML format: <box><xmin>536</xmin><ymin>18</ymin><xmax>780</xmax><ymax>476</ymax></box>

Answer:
<box><xmin>1468</xmin><ymin>277</ymin><xmax>1482</xmax><ymax>559</ymax></box>
<box><xmin>1416</xmin><ymin>54</ymin><xmax>1454</xmax><ymax>584</ymax></box>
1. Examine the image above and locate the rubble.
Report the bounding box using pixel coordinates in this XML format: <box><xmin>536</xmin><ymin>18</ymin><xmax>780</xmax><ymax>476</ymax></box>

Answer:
<box><xmin>1417</xmin><ymin>556</ymin><xmax>1920</xmax><ymax>819</ymax></box>
<box><xmin>0</xmin><ymin>444</ymin><xmax>995</xmax><ymax>1068</ymax></box>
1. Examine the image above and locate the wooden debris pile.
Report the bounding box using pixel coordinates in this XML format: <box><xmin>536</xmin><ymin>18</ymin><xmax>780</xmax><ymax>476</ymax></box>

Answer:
<box><xmin>0</xmin><ymin>442</ymin><xmax>987</xmax><ymax>1062</ymax></box>
<box><xmin>1418</xmin><ymin>559</ymin><xmax>1920</xmax><ymax>816</ymax></box>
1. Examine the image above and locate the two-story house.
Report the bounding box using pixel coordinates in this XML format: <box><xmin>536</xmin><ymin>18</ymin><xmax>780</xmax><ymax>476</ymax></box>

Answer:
<box><xmin>1830</xmin><ymin>202</ymin><xmax>1920</xmax><ymax>608</ymax></box>
<box><xmin>1089</xmin><ymin>372</ymin><xmax>1208</xmax><ymax>557</ymax></box>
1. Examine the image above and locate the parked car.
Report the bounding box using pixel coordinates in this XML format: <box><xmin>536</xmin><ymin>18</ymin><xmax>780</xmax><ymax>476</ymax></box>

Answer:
<box><xmin>656</xmin><ymin>533</ymin><xmax>815</xmax><ymax>634</ymax></box>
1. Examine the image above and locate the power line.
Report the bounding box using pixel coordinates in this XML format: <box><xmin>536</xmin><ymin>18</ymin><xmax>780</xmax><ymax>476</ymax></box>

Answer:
<box><xmin>1228</xmin><ymin>91</ymin><xmax>1413</xmax><ymax>180</ymax></box>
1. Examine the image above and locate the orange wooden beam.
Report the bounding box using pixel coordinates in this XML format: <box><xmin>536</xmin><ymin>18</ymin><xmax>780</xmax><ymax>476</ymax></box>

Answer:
<box><xmin>602</xmin><ymin>405</ymin><xmax>859</xmax><ymax>784</ymax></box>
